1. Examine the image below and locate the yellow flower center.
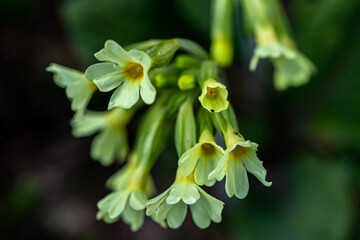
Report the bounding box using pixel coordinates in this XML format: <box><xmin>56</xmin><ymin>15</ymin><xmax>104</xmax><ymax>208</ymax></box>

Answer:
<box><xmin>124</xmin><ymin>62</ymin><xmax>144</xmax><ymax>81</ymax></box>
<box><xmin>229</xmin><ymin>145</ymin><xmax>249</xmax><ymax>160</ymax></box>
<box><xmin>206</xmin><ymin>87</ymin><xmax>219</xmax><ymax>99</ymax></box>
<box><xmin>201</xmin><ymin>142</ymin><xmax>216</xmax><ymax>156</ymax></box>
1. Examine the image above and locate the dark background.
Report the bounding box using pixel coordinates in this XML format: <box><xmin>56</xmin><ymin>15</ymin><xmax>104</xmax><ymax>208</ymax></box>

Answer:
<box><xmin>1</xmin><ymin>0</ymin><xmax>359</xmax><ymax>239</ymax></box>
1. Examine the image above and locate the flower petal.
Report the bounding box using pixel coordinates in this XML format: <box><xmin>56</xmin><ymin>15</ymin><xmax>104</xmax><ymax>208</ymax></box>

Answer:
<box><xmin>273</xmin><ymin>53</ymin><xmax>315</xmax><ymax>91</ymax></box>
<box><xmin>95</xmin><ymin>40</ymin><xmax>132</xmax><ymax>64</ymax></box>
<box><xmin>197</xmin><ymin>187</ymin><xmax>223</xmax><ymax>223</ymax></box>
<box><xmin>145</xmin><ymin>188</ymin><xmax>170</xmax><ymax>207</ymax></box>
<box><xmin>122</xmin><ymin>204</ymin><xmax>145</xmax><ymax>232</ymax></box>
<box><xmin>85</xmin><ymin>63</ymin><xmax>124</xmax><ymax>92</ymax></box>
<box><xmin>242</xmin><ymin>151</ymin><xmax>272</xmax><ymax>187</ymax></box>
<box><xmin>129</xmin><ymin>191</ymin><xmax>147</xmax><ymax>210</ymax></box>
<box><xmin>140</xmin><ymin>73</ymin><xmax>156</xmax><ymax>105</ymax></box>
<box><xmin>71</xmin><ymin>111</ymin><xmax>106</xmax><ymax>137</ymax></box>
<box><xmin>224</xmin><ymin>156</ymin><xmax>249</xmax><ymax>199</ymax></box>
<box><xmin>178</xmin><ymin>144</ymin><xmax>201</xmax><ymax>177</ymax></box>
<box><xmin>97</xmin><ymin>191</ymin><xmax>130</xmax><ymax>219</ymax></box>
<box><xmin>182</xmin><ymin>183</ymin><xmax>200</xmax><ymax>205</ymax></box>
<box><xmin>250</xmin><ymin>43</ymin><xmax>296</xmax><ymax>71</ymax></box>
<box><xmin>194</xmin><ymin>155</ymin><xmax>217</xmax><ymax>187</ymax></box>
<box><xmin>108</xmin><ymin>81</ymin><xmax>140</xmax><ymax>109</ymax></box>
<box><xmin>128</xmin><ymin>49</ymin><xmax>152</xmax><ymax>70</ymax></box>
<box><xmin>47</xmin><ymin>63</ymin><xmax>96</xmax><ymax>116</ymax></box>
<box><xmin>166</xmin><ymin>183</ymin><xmax>184</xmax><ymax>205</ymax></box>
<box><xmin>167</xmin><ymin>202</ymin><xmax>187</xmax><ymax>229</ymax></box>
<box><xmin>90</xmin><ymin>128</ymin><xmax>127</xmax><ymax>166</ymax></box>
<box><xmin>208</xmin><ymin>154</ymin><xmax>227</xmax><ymax>181</ymax></box>
<box><xmin>190</xmin><ymin>200</ymin><xmax>211</xmax><ymax>229</ymax></box>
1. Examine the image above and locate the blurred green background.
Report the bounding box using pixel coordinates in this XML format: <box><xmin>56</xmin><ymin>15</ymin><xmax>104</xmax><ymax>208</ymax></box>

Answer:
<box><xmin>0</xmin><ymin>0</ymin><xmax>359</xmax><ymax>239</ymax></box>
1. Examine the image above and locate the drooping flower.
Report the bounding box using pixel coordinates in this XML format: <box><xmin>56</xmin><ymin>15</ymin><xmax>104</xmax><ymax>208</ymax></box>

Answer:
<box><xmin>85</xmin><ymin>40</ymin><xmax>156</xmax><ymax>109</ymax></box>
<box><xmin>47</xmin><ymin>63</ymin><xmax>97</xmax><ymax>120</ymax></box>
<box><xmin>209</xmin><ymin>130</ymin><xmax>272</xmax><ymax>199</ymax></box>
<box><xmin>145</xmin><ymin>169</ymin><xmax>224</xmax><ymax>229</ymax></box>
<box><xmin>249</xmin><ymin>33</ymin><xmax>315</xmax><ymax>91</ymax></box>
<box><xmin>72</xmin><ymin>108</ymin><xmax>134</xmax><ymax>166</ymax></box>
<box><xmin>97</xmin><ymin>158</ymin><xmax>155</xmax><ymax>231</ymax></box>
<box><xmin>179</xmin><ymin>128</ymin><xmax>224</xmax><ymax>186</ymax></box>
<box><xmin>198</xmin><ymin>78</ymin><xmax>229</xmax><ymax>113</ymax></box>
<box><xmin>241</xmin><ymin>0</ymin><xmax>315</xmax><ymax>90</ymax></box>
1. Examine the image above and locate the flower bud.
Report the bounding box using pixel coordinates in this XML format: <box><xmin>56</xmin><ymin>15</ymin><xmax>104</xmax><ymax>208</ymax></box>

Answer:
<box><xmin>210</xmin><ymin>0</ymin><xmax>234</xmax><ymax>67</ymax></box>
<box><xmin>178</xmin><ymin>69</ymin><xmax>197</xmax><ymax>90</ymax></box>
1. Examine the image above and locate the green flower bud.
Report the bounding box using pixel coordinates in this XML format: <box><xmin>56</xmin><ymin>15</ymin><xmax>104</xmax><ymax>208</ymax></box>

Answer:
<box><xmin>151</xmin><ymin>66</ymin><xmax>180</xmax><ymax>88</ymax></box>
<box><xmin>178</xmin><ymin>69</ymin><xmax>197</xmax><ymax>90</ymax></box>
<box><xmin>210</xmin><ymin>0</ymin><xmax>234</xmax><ymax>67</ymax></box>
<box><xmin>174</xmin><ymin>54</ymin><xmax>201</xmax><ymax>69</ymax></box>
<box><xmin>197</xmin><ymin>107</ymin><xmax>214</xmax><ymax>134</ymax></box>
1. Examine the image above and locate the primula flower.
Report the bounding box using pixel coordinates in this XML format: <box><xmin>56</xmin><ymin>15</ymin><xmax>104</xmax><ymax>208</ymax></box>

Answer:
<box><xmin>96</xmin><ymin>189</ymin><xmax>147</xmax><ymax>231</ymax></box>
<box><xmin>250</xmin><ymin>41</ymin><xmax>315</xmax><ymax>91</ymax></box>
<box><xmin>85</xmin><ymin>40</ymin><xmax>156</xmax><ymax>109</ymax></box>
<box><xmin>72</xmin><ymin>108</ymin><xmax>132</xmax><ymax>166</ymax></box>
<box><xmin>178</xmin><ymin>129</ymin><xmax>224</xmax><ymax>186</ymax></box>
<box><xmin>241</xmin><ymin>0</ymin><xmax>316</xmax><ymax>91</ymax></box>
<box><xmin>47</xmin><ymin>63</ymin><xmax>97</xmax><ymax>120</ymax></box>
<box><xmin>209</xmin><ymin>131</ymin><xmax>272</xmax><ymax>199</ymax></box>
<box><xmin>198</xmin><ymin>78</ymin><xmax>229</xmax><ymax>113</ymax></box>
<box><xmin>145</xmin><ymin>169</ymin><xmax>223</xmax><ymax>229</ymax></box>
<box><xmin>97</xmin><ymin>158</ymin><xmax>156</xmax><ymax>231</ymax></box>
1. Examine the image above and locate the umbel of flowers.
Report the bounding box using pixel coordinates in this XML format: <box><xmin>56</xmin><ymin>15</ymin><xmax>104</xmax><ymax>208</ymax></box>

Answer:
<box><xmin>48</xmin><ymin>38</ymin><xmax>271</xmax><ymax>230</ymax></box>
<box><xmin>47</xmin><ymin>0</ymin><xmax>313</xmax><ymax>231</ymax></box>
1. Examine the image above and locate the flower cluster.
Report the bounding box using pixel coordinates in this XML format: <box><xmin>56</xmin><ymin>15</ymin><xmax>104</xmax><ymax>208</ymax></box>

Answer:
<box><xmin>47</xmin><ymin>0</ymin><xmax>314</xmax><ymax>230</ymax></box>
<box><xmin>47</xmin><ymin>37</ymin><xmax>271</xmax><ymax>230</ymax></box>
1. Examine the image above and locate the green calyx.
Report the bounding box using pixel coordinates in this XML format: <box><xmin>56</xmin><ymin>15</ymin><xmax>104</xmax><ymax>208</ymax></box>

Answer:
<box><xmin>146</xmin><ymin>39</ymin><xmax>180</xmax><ymax>68</ymax></box>
<box><xmin>175</xmin><ymin>95</ymin><xmax>197</xmax><ymax>157</ymax></box>
<box><xmin>211</xmin><ymin>104</ymin><xmax>238</xmax><ymax>137</ymax></box>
